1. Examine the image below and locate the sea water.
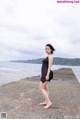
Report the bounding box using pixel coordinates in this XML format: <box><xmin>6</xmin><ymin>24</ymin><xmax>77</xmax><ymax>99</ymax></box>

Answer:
<box><xmin>0</xmin><ymin>62</ymin><xmax>80</xmax><ymax>85</ymax></box>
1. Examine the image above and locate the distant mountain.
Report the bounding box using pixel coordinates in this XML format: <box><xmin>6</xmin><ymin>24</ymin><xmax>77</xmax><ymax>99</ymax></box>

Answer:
<box><xmin>10</xmin><ymin>57</ymin><xmax>80</xmax><ymax>66</ymax></box>
<box><xmin>53</xmin><ymin>57</ymin><xmax>80</xmax><ymax>66</ymax></box>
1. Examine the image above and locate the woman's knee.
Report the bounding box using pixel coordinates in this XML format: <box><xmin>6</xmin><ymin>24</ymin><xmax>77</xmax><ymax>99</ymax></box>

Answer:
<box><xmin>41</xmin><ymin>84</ymin><xmax>46</xmax><ymax>90</ymax></box>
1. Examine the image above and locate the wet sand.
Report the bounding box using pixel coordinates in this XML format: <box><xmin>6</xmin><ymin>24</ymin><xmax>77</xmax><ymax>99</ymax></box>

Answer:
<box><xmin>0</xmin><ymin>68</ymin><xmax>80</xmax><ymax>119</ymax></box>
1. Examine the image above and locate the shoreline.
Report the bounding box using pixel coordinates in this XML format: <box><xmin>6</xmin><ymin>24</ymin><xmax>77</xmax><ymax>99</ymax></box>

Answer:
<box><xmin>0</xmin><ymin>63</ymin><xmax>80</xmax><ymax>85</ymax></box>
<box><xmin>0</xmin><ymin>67</ymin><xmax>79</xmax><ymax>87</ymax></box>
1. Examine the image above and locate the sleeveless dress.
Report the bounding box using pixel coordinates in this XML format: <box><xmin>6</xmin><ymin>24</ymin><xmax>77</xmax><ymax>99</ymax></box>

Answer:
<box><xmin>40</xmin><ymin>57</ymin><xmax>53</xmax><ymax>83</ymax></box>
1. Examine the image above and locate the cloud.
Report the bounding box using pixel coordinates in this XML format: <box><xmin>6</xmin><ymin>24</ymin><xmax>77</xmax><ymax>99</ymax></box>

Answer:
<box><xmin>0</xmin><ymin>0</ymin><xmax>80</xmax><ymax>61</ymax></box>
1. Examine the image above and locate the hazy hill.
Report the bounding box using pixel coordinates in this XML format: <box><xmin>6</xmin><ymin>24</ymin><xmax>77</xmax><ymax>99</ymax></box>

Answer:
<box><xmin>10</xmin><ymin>57</ymin><xmax>80</xmax><ymax>66</ymax></box>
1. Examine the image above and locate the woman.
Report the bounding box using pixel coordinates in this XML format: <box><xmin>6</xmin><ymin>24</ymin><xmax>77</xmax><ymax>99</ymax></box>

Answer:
<box><xmin>39</xmin><ymin>44</ymin><xmax>55</xmax><ymax>109</ymax></box>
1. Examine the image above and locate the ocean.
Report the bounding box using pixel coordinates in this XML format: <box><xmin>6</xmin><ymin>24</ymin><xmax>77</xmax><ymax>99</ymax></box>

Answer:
<box><xmin>0</xmin><ymin>62</ymin><xmax>80</xmax><ymax>85</ymax></box>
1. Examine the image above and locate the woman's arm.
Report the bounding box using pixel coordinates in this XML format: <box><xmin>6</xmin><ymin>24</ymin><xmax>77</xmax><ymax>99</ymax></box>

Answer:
<box><xmin>46</xmin><ymin>55</ymin><xmax>53</xmax><ymax>80</ymax></box>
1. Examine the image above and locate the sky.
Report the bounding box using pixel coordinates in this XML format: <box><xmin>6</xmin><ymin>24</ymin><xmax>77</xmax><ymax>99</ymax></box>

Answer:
<box><xmin>0</xmin><ymin>0</ymin><xmax>80</xmax><ymax>61</ymax></box>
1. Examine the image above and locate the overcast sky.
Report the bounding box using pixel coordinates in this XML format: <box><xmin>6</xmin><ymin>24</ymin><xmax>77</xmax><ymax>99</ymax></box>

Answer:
<box><xmin>0</xmin><ymin>0</ymin><xmax>80</xmax><ymax>61</ymax></box>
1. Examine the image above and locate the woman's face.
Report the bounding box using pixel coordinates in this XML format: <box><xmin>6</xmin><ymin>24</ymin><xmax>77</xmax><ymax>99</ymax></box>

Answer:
<box><xmin>45</xmin><ymin>46</ymin><xmax>52</xmax><ymax>54</ymax></box>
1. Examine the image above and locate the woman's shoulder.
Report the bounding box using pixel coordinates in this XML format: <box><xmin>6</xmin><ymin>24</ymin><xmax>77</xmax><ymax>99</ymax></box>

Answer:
<box><xmin>48</xmin><ymin>54</ymin><xmax>53</xmax><ymax>59</ymax></box>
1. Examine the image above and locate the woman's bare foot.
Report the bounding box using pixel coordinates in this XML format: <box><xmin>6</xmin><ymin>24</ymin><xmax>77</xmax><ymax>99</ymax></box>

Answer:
<box><xmin>40</xmin><ymin>101</ymin><xmax>47</xmax><ymax>105</ymax></box>
<box><xmin>44</xmin><ymin>102</ymin><xmax>52</xmax><ymax>109</ymax></box>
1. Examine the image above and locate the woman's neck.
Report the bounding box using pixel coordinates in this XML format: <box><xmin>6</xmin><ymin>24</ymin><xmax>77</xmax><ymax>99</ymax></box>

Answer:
<box><xmin>47</xmin><ymin>53</ymin><xmax>52</xmax><ymax>56</ymax></box>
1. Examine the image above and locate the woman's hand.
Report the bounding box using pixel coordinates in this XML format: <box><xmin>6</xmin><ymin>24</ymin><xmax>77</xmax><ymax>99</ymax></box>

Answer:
<box><xmin>46</xmin><ymin>75</ymin><xmax>49</xmax><ymax>81</ymax></box>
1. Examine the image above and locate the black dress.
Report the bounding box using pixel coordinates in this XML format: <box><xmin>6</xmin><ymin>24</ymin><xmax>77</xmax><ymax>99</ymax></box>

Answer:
<box><xmin>40</xmin><ymin>57</ymin><xmax>53</xmax><ymax>83</ymax></box>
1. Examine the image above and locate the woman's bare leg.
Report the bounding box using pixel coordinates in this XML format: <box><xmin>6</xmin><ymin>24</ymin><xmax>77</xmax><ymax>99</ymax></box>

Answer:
<box><xmin>45</xmin><ymin>82</ymin><xmax>49</xmax><ymax>95</ymax></box>
<box><xmin>39</xmin><ymin>81</ymin><xmax>48</xmax><ymax>105</ymax></box>
<box><xmin>39</xmin><ymin>81</ymin><xmax>52</xmax><ymax>108</ymax></box>
<box><xmin>39</xmin><ymin>81</ymin><xmax>46</xmax><ymax>105</ymax></box>
<box><xmin>40</xmin><ymin>82</ymin><xmax>49</xmax><ymax>105</ymax></box>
